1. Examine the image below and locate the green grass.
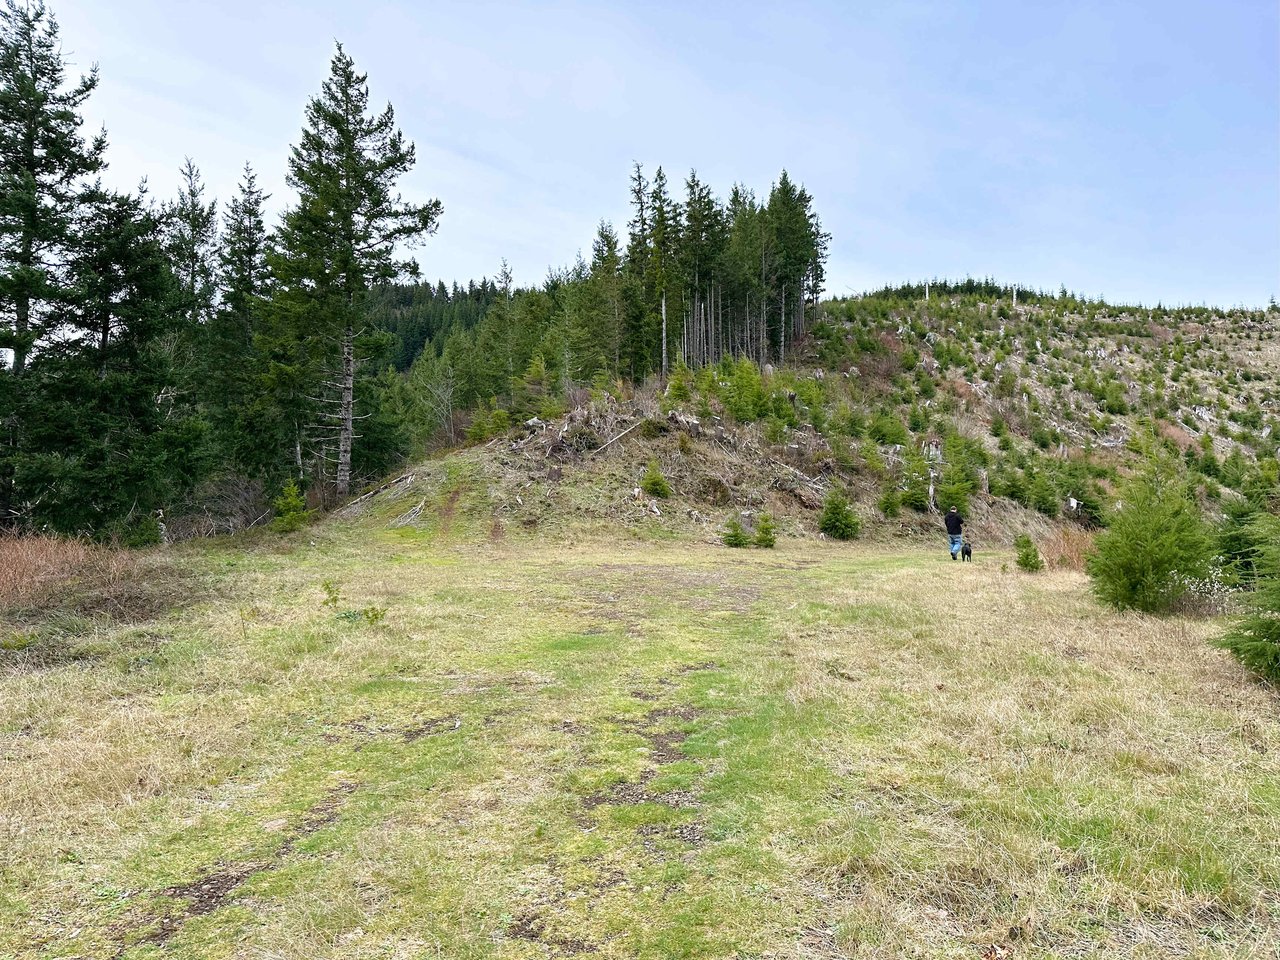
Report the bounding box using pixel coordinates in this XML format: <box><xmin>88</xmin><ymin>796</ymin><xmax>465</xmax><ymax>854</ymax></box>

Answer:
<box><xmin>2</xmin><ymin>522</ymin><xmax>1278</xmax><ymax>959</ymax></box>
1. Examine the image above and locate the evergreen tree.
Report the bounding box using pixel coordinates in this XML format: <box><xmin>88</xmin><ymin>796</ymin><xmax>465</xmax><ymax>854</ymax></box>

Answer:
<box><xmin>622</xmin><ymin>162</ymin><xmax>651</xmax><ymax>379</ymax></box>
<box><xmin>1216</xmin><ymin>514</ymin><xmax>1280</xmax><ymax>681</ymax></box>
<box><xmin>647</xmin><ymin>166</ymin><xmax>680</xmax><ymax>377</ymax></box>
<box><xmin>165</xmin><ymin>157</ymin><xmax>218</xmax><ymax>328</ymax></box>
<box><xmin>820</xmin><ymin>489</ymin><xmax>861</xmax><ymax>539</ymax></box>
<box><xmin>679</xmin><ymin>169</ymin><xmax>725</xmax><ymax>367</ymax></box>
<box><xmin>207</xmin><ymin>163</ymin><xmax>271</xmax><ymax>474</ymax></box>
<box><xmin>1087</xmin><ymin>458</ymin><xmax>1212</xmax><ymax>613</ymax></box>
<box><xmin>17</xmin><ymin>188</ymin><xmax>191</xmax><ymax>535</ymax></box>
<box><xmin>0</xmin><ymin>0</ymin><xmax>106</xmax><ymax>522</ymax></box>
<box><xmin>723</xmin><ymin>185</ymin><xmax>767</xmax><ymax>362</ymax></box>
<box><xmin>0</xmin><ymin>0</ymin><xmax>105</xmax><ymax>375</ymax></box>
<box><xmin>589</xmin><ymin>221</ymin><xmax>623</xmax><ymax>371</ymax></box>
<box><xmin>265</xmin><ymin>43</ymin><xmax>441</xmax><ymax>495</ymax></box>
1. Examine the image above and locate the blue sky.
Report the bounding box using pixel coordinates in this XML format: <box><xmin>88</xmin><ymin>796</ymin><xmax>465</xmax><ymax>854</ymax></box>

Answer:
<box><xmin>57</xmin><ymin>0</ymin><xmax>1278</xmax><ymax>307</ymax></box>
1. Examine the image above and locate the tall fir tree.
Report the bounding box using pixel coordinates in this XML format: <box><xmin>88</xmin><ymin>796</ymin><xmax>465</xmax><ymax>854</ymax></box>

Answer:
<box><xmin>621</xmin><ymin>162</ymin><xmax>653</xmax><ymax>379</ymax></box>
<box><xmin>0</xmin><ymin>0</ymin><xmax>105</xmax><ymax>374</ymax></box>
<box><xmin>265</xmin><ymin>43</ymin><xmax>441</xmax><ymax>495</ymax></box>
<box><xmin>165</xmin><ymin>157</ymin><xmax>218</xmax><ymax>327</ymax></box>
<box><xmin>0</xmin><ymin>0</ymin><xmax>106</xmax><ymax>522</ymax></box>
<box><xmin>679</xmin><ymin>169</ymin><xmax>725</xmax><ymax>366</ymax></box>
<box><xmin>589</xmin><ymin>220</ymin><xmax>623</xmax><ymax>372</ymax></box>
<box><xmin>206</xmin><ymin>163</ymin><xmax>271</xmax><ymax>474</ymax></box>
<box><xmin>646</xmin><ymin>166</ymin><xmax>680</xmax><ymax>378</ymax></box>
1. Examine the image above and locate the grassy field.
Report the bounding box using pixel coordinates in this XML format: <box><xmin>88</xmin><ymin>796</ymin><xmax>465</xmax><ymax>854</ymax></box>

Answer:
<box><xmin>2</xmin><ymin>514</ymin><xmax>1278</xmax><ymax>958</ymax></box>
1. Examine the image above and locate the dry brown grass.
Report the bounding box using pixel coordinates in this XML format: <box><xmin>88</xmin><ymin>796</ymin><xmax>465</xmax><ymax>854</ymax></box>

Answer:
<box><xmin>1041</xmin><ymin>525</ymin><xmax>1097</xmax><ymax>572</ymax></box>
<box><xmin>0</xmin><ymin>533</ymin><xmax>193</xmax><ymax>624</ymax></box>
<box><xmin>0</xmin><ymin>534</ymin><xmax>101</xmax><ymax>611</ymax></box>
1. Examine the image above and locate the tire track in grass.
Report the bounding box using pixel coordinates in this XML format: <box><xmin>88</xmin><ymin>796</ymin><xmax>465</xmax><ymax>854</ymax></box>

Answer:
<box><xmin>112</xmin><ymin>780</ymin><xmax>357</xmax><ymax>957</ymax></box>
<box><xmin>504</xmin><ymin>668</ymin><xmax>718</xmax><ymax>954</ymax></box>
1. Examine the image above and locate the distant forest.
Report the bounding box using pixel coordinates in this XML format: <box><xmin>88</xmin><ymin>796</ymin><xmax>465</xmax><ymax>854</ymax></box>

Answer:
<box><xmin>0</xmin><ymin>1</ymin><xmax>826</xmax><ymax>538</ymax></box>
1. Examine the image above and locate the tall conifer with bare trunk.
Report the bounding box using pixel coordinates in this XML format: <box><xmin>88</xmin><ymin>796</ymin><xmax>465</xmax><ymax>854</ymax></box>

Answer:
<box><xmin>267</xmin><ymin>44</ymin><xmax>440</xmax><ymax>496</ymax></box>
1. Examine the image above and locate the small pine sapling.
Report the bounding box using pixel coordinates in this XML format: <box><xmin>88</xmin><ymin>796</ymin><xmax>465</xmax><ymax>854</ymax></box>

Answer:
<box><xmin>641</xmin><ymin>459</ymin><xmax>671</xmax><ymax>498</ymax></box>
<box><xmin>271</xmin><ymin>481</ymin><xmax>309</xmax><ymax>533</ymax></box>
<box><xmin>722</xmin><ymin>518</ymin><xmax>750</xmax><ymax>548</ymax></box>
<box><xmin>878</xmin><ymin>488</ymin><xmax>901</xmax><ymax>518</ymax></box>
<box><xmin>754</xmin><ymin>513</ymin><xmax>777</xmax><ymax>548</ymax></box>
<box><xmin>1087</xmin><ymin>459</ymin><xmax>1212</xmax><ymax>612</ymax></box>
<box><xmin>1216</xmin><ymin>515</ymin><xmax>1280</xmax><ymax>681</ymax></box>
<box><xmin>820</xmin><ymin>490</ymin><xmax>861</xmax><ymax>540</ymax></box>
<box><xmin>1015</xmin><ymin>534</ymin><xmax>1043</xmax><ymax>572</ymax></box>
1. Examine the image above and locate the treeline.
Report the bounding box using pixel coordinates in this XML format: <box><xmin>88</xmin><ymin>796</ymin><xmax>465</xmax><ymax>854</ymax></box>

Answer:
<box><xmin>389</xmin><ymin>163</ymin><xmax>830</xmax><ymax>431</ymax></box>
<box><xmin>0</xmin><ymin>3</ymin><xmax>443</xmax><ymax>537</ymax></box>
<box><xmin>369</xmin><ymin>279</ymin><xmax>500</xmax><ymax>371</ymax></box>
<box><xmin>0</xmin><ymin>1</ymin><xmax>830</xmax><ymax>539</ymax></box>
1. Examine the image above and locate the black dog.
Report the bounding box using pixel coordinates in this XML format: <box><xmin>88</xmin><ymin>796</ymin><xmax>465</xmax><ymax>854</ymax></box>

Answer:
<box><xmin>960</xmin><ymin>540</ymin><xmax>973</xmax><ymax>562</ymax></box>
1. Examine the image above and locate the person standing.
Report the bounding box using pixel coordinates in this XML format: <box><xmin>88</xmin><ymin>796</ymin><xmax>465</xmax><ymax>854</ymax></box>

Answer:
<box><xmin>944</xmin><ymin>506</ymin><xmax>965</xmax><ymax>560</ymax></box>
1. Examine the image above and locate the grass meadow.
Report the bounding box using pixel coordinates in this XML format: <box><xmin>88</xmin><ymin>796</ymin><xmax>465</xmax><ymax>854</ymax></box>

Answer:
<box><xmin>2</xmin><ymin>518</ymin><xmax>1277</xmax><ymax>958</ymax></box>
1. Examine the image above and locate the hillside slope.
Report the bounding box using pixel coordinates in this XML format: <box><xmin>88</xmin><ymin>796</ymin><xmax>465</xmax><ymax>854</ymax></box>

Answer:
<box><xmin>361</xmin><ymin>287</ymin><xmax>1279</xmax><ymax>550</ymax></box>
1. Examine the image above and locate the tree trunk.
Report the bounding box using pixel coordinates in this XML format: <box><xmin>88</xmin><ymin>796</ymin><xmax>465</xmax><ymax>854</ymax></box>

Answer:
<box><xmin>780</xmin><ymin>285</ymin><xmax>786</xmax><ymax>365</ymax></box>
<box><xmin>336</xmin><ymin>323</ymin><xmax>355</xmax><ymax>496</ymax></box>
<box><xmin>660</xmin><ymin>290</ymin><xmax>668</xmax><ymax>379</ymax></box>
<box><xmin>13</xmin><ymin>242</ymin><xmax>30</xmax><ymax>376</ymax></box>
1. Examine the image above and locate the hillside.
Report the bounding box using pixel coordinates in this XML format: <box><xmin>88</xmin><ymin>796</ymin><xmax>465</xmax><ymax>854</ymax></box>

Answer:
<box><xmin>348</xmin><ymin>286</ymin><xmax>1278</xmax><ymax>554</ymax></box>
<box><xmin>3</xmin><ymin>502</ymin><xmax>1279</xmax><ymax>958</ymax></box>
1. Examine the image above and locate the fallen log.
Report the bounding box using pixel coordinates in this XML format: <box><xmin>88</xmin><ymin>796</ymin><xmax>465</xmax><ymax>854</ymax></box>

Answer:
<box><xmin>592</xmin><ymin>419</ymin><xmax>644</xmax><ymax>455</ymax></box>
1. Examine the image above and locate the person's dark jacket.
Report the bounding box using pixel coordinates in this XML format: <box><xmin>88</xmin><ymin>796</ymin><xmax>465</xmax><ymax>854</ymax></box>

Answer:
<box><xmin>944</xmin><ymin>512</ymin><xmax>964</xmax><ymax>536</ymax></box>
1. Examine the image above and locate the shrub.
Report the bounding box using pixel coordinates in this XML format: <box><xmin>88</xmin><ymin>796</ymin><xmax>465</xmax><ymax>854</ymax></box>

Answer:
<box><xmin>723</xmin><ymin>359</ymin><xmax>766</xmax><ymax>423</ymax></box>
<box><xmin>271</xmin><ymin>481</ymin><xmax>310</xmax><ymax>533</ymax></box>
<box><xmin>1041</xmin><ymin>526</ymin><xmax>1096</xmax><ymax>572</ymax></box>
<box><xmin>862</xmin><ymin>445</ymin><xmax>887</xmax><ymax>477</ymax></box>
<box><xmin>0</xmin><ymin>534</ymin><xmax>98</xmax><ymax>612</ymax></box>
<box><xmin>641</xmin><ymin>460</ymin><xmax>671</xmax><ymax>499</ymax></box>
<box><xmin>465</xmin><ymin>409</ymin><xmax>491</xmax><ymax>442</ymax></box>
<box><xmin>1015</xmin><ymin>534</ymin><xmax>1043</xmax><ymax>572</ymax></box>
<box><xmin>878</xmin><ymin>488</ymin><xmax>901</xmax><ymax>518</ymax></box>
<box><xmin>722</xmin><ymin>518</ymin><xmax>750</xmax><ymax>548</ymax></box>
<box><xmin>820</xmin><ymin>490</ymin><xmax>861</xmax><ymax>540</ymax></box>
<box><xmin>667</xmin><ymin>365</ymin><xmax>694</xmax><ymax>403</ymax></box>
<box><xmin>1027</xmin><ymin>472</ymin><xmax>1060</xmax><ymax>517</ymax></box>
<box><xmin>753</xmin><ymin>514</ymin><xmax>777</xmax><ymax>548</ymax></box>
<box><xmin>0</xmin><ymin>533</ymin><xmax>187</xmax><ymax>627</ymax></box>
<box><xmin>901</xmin><ymin>453</ymin><xmax>931</xmax><ymax>512</ymax></box>
<box><xmin>868</xmin><ymin>412</ymin><xmax>910</xmax><ymax>447</ymax></box>
<box><xmin>639</xmin><ymin>417</ymin><xmax>667</xmax><ymax>439</ymax></box>
<box><xmin>109</xmin><ymin>515</ymin><xmax>163</xmax><ymax>548</ymax></box>
<box><xmin>1217</xmin><ymin>515</ymin><xmax>1280</xmax><ymax>680</ymax></box>
<box><xmin>1086</xmin><ymin>461</ymin><xmax>1212</xmax><ymax>612</ymax></box>
<box><xmin>562</xmin><ymin>423</ymin><xmax>602</xmax><ymax>452</ymax></box>
<box><xmin>489</xmin><ymin>408</ymin><xmax>512</xmax><ymax>434</ymax></box>
<box><xmin>1218</xmin><ymin>497</ymin><xmax>1268</xmax><ymax>586</ymax></box>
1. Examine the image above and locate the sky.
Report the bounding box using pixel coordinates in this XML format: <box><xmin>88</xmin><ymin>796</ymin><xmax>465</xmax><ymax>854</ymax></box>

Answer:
<box><xmin>53</xmin><ymin>0</ymin><xmax>1280</xmax><ymax>308</ymax></box>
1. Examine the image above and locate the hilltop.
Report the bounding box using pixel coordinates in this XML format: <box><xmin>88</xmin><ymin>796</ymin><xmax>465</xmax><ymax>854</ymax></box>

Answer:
<box><xmin>333</xmin><ymin>284</ymin><xmax>1279</xmax><ymax>554</ymax></box>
